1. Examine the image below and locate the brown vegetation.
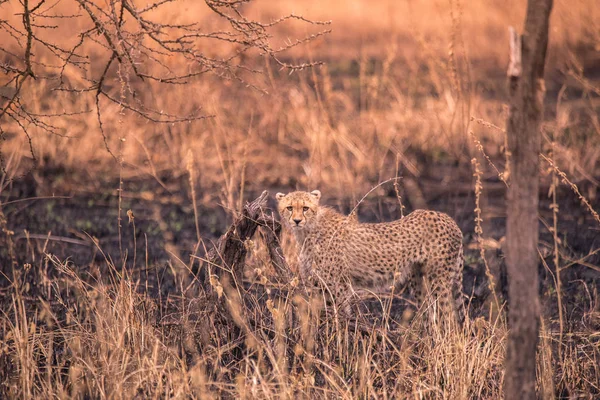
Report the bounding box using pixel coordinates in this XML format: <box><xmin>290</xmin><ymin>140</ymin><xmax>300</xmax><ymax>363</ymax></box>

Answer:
<box><xmin>1</xmin><ymin>0</ymin><xmax>599</xmax><ymax>398</ymax></box>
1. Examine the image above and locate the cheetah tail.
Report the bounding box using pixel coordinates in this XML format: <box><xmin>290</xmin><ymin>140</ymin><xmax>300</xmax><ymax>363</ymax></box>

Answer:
<box><xmin>454</xmin><ymin>243</ymin><xmax>466</xmax><ymax>325</ymax></box>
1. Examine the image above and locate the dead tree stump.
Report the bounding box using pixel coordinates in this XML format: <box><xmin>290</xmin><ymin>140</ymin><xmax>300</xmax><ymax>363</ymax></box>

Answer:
<box><xmin>202</xmin><ymin>190</ymin><xmax>293</xmax><ymax>302</ymax></box>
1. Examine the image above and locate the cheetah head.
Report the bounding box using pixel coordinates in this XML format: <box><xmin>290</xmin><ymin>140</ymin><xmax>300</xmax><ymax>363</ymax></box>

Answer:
<box><xmin>275</xmin><ymin>190</ymin><xmax>321</xmax><ymax>230</ymax></box>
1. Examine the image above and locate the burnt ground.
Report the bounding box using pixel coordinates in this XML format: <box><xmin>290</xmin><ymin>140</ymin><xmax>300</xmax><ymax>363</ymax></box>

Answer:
<box><xmin>1</xmin><ymin>154</ymin><xmax>599</xmax><ymax>328</ymax></box>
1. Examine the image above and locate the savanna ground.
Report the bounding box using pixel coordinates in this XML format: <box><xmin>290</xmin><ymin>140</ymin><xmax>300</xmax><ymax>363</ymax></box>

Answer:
<box><xmin>1</xmin><ymin>0</ymin><xmax>599</xmax><ymax>398</ymax></box>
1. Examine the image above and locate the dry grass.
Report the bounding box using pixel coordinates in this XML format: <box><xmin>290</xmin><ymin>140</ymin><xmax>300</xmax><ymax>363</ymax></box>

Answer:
<box><xmin>3</xmin><ymin>251</ymin><xmax>507</xmax><ymax>398</ymax></box>
<box><xmin>1</xmin><ymin>0</ymin><xmax>600</xmax><ymax>398</ymax></box>
<box><xmin>1</xmin><ymin>245</ymin><xmax>598</xmax><ymax>398</ymax></box>
<box><xmin>2</xmin><ymin>0</ymin><xmax>599</xmax><ymax>196</ymax></box>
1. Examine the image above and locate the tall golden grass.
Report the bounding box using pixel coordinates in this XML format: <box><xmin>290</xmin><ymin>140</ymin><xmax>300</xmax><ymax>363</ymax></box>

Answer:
<box><xmin>1</xmin><ymin>0</ymin><xmax>599</xmax><ymax>199</ymax></box>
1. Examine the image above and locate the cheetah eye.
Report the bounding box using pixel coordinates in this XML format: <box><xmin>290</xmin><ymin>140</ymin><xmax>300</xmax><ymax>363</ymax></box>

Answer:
<box><xmin>303</xmin><ymin>206</ymin><xmax>309</xmax><ymax>212</ymax></box>
<box><xmin>286</xmin><ymin>206</ymin><xmax>293</xmax><ymax>211</ymax></box>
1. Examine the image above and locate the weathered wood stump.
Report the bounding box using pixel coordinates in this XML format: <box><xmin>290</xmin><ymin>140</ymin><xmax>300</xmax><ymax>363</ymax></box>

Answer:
<box><xmin>202</xmin><ymin>190</ymin><xmax>294</xmax><ymax>301</ymax></box>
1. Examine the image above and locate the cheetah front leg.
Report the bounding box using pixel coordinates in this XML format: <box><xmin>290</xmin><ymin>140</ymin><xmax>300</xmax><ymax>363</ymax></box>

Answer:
<box><xmin>310</xmin><ymin>271</ymin><xmax>355</xmax><ymax>318</ymax></box>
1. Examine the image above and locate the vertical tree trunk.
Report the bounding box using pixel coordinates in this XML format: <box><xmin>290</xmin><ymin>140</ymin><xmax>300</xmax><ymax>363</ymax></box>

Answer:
<box><xmin>505</xmin><ymin>0</ymin><xmax>553</xmax><ymax>398</ymax></box>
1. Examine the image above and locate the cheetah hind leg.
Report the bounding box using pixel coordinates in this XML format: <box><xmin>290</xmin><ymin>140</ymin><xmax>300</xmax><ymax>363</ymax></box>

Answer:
<box><xmin>409</xmin><ymin>263</ymin><xmax>447</xmax><ymax>333</ymax></box>
<box><xmin>408</xmin><ymin>262</ymin><xmax>425</xmax><ymax>317</ymax></box>
<box><xmin>411</xmin><ymin>261</ymin><xmax>463</xmax><ymax>332</ymax></box>
<box><xmin>452</xmin><ymin>277</ymin><xmax>466</xmax><ymax>326</ymax></box>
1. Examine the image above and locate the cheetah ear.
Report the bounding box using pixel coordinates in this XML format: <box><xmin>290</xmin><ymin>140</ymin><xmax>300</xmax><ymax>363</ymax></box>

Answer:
<box><xmin>275</xmin><ymin>192</ymin><xmax>286</xmax><ymax>201</ymax></box>
<box><xmin>310</xmin><ymin>190</ymin><xmax>321</xmax><ymax>201</ymax></box>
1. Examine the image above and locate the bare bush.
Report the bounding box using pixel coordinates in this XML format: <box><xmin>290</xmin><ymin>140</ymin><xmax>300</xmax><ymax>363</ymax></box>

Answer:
<box><xmin>0</xmin><ymin>0</ymin><xmax>329</xmax><ymax>164</ymax></box>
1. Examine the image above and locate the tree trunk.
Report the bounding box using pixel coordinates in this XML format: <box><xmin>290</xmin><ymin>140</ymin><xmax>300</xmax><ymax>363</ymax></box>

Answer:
<box><xmin>504</xmin><ymin>0</ymin><xmax>553</xmax><ymax>398</ymax></box>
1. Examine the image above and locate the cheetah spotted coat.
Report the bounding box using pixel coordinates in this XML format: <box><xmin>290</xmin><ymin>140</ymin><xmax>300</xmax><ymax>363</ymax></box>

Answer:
<box><xmin>276</xmin><ymin>190</ymin><xmax>465</xmax><ymax>324</ymax></box>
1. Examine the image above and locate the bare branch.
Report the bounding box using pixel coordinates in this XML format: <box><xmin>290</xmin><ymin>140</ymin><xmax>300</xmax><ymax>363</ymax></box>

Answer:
<box><xmin>0</xmin><ymin>0</ymin><xmax>330</xmax><ymax>163</ymax></box>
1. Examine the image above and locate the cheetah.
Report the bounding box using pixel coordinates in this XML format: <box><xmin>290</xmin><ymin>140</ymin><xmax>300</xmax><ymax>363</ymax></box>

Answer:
<box><xmin>276</xmin><ymin>190</ymin><xmax>465</xmax><ymax>325</ymax></box>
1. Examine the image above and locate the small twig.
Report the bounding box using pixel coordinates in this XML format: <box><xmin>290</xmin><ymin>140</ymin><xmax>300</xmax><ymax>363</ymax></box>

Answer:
<box><xmin>541</xmin><ymin>154</ymin><xmax>600</xmax><ymax>225</ymax></box>
<box><xmin>1</xmin><ymin>195</ymin><xmax>72</xmax><ymax>206</ymax></box>
<box><xmin>14</xmin><ymin>233</ymin><xmax>93</xmax><ymax>246</ymax></box>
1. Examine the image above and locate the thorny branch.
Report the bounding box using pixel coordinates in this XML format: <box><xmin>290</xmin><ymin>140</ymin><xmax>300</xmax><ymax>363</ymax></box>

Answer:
<box><xmin>0</xmin><ymin>0</ymin><xmax>330</xmax><ymax>171</ymax></box>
